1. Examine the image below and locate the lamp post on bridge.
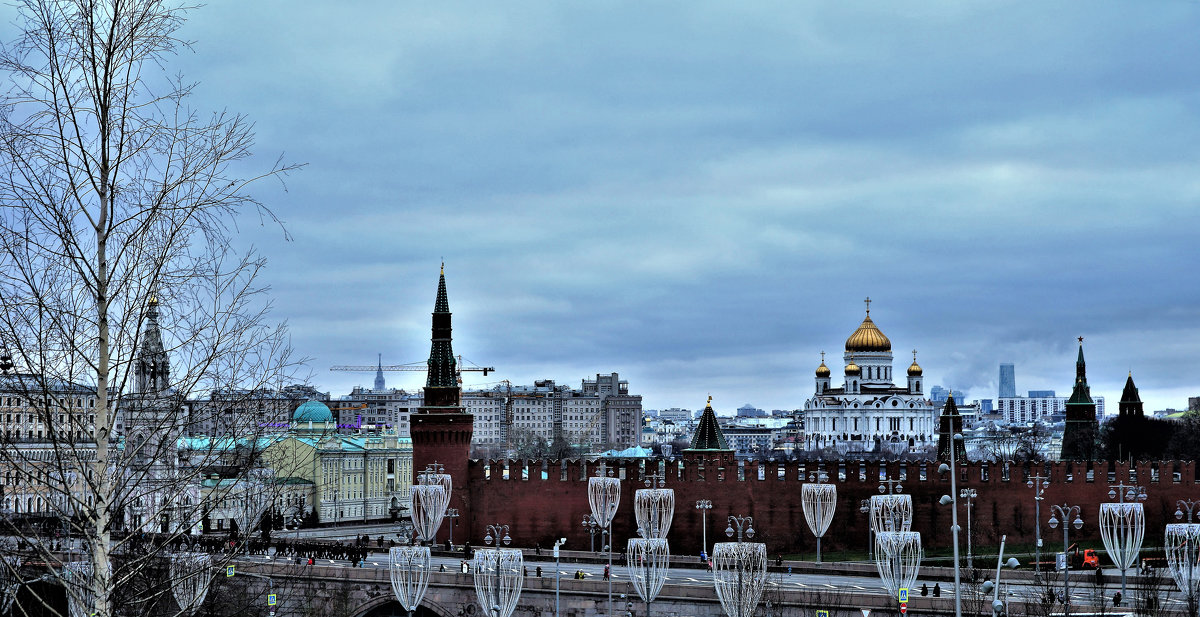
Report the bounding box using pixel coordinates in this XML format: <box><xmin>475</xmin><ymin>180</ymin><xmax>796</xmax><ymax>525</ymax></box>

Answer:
<box><xmin>696</xmin><ymin>499</ymin><xmax>712</xmax><ymax>559</ymax></box>
<box><xmin>960</xmin><ymin>488</ymin><xmax>977</xmax><ymax>570</ymax></box>
<box><xmin>1027</xmin><ymin>473</ymin><xmax>1049</xmax><ymax>579</ymax></box>
<box><xmin>1048</xmin><ymin>503</ymin><xmax>1084</xmax><ymax>617</ymax></box>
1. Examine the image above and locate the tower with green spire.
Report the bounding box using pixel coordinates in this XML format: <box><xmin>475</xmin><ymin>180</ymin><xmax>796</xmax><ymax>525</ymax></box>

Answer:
<box><xmin>411</xmin><ymin>264</ymin><xmax>474</xmax><ymax>526</ymax></box>
<box><xmin>683</xmin><ymin>397</ymin><xmax>735</xmax><ymax>470</ymax></box>
<box><xmin>1060</xmin><ymin>338</ymin><xmax>1099</xmax><ymax>460</ymax></box>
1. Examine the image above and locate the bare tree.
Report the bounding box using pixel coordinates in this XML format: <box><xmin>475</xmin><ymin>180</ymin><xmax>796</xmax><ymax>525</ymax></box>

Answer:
<box><xmin>0</xmin><ymin>1</ymin><xmax>300</xmax><ymax>616</ymax></box>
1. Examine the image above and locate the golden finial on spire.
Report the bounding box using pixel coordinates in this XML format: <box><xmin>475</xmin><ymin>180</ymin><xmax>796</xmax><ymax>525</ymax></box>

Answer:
<box><xmin>820</xmin><ymin>351</ymin><xmax>825</xmax><ymax>363</ymax></box>
<box><xmin>912</xmin><ymin>349</ymin><xmax>918</xmax><ymax>362</ymax></box>
<box><xmin>707</xmin><ymin>395</ymin><xmax>712</xmax><ymax>406</ymax></box>
<box><xmin>865</xmin><ymin>296</ymin><xmax>871</xmax><ymax>316</ymax></box>
<box><xmin>440</xmin><ymin>260</ymin><xmax>444</xmax><ymax>275</ymax></box>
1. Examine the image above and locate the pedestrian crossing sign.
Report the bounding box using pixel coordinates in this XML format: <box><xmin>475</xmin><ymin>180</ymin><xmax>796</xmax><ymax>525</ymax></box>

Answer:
<box><xmin>226</xmin><ymin>565</ymin><xmax>234</xmax><ymax>577</ymax></box>
<box><xmin>899</xmin><ymin>588</ymin><xmax>909</xmax><ymax>603</ymax></box>
<box><xmin>267</xmin><ymin>594</ymin><xmax>277</xmax><ymax>606</ymax></box>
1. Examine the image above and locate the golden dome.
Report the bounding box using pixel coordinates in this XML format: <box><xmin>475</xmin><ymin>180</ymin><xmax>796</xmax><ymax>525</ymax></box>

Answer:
<box><xmin>907</xmin><ymin>350</ymin><xmax>922</xmax><ymax>376</ymax></box>
<box><xmin>845</xmin><ymin>358</ymin><xmax>861</xmax><ymax>376</ymax></box>
<box><xmin>845</xmin><ymin>301</ymin><xmax>891</xmax><ymax>352</ymax></box>
<box><xmin>816</xmin><ymin>351</ymin><xmax>831</xmax><ymax>378</ymax></box>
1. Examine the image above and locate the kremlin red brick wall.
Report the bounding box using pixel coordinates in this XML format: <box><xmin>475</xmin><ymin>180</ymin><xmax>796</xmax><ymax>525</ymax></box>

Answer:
<box><xmin>458</xmin><ymin>457</ymin><xmax>1200</xmax><ymax>557</ymax></box>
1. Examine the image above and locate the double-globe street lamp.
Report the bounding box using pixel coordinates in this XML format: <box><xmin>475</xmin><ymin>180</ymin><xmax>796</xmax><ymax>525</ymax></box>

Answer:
<box><xmin>582</xmin><ymin>514</ymin><xmax>607</xmax><ymax>554</ymax></box>
<box><xmin>696</xmin><ymin>500</ymin><xmax>712</xmax><ymax>559</ymax></box>
<box><xmin>960</xmin><ymin>488</ymin><xmax>977</xmax><ymax>570</ymax></box>
<box><xmin>981</xmin><ymin>535</ymin><xmax>1021</xmax><ymax>617</ymax></box>
<box><xmin>1027</xmin><ymin>473</ymin><xmax>1049</xmax><ymax>579</ymax></box>
<box><xmin>1048</xmin><ymin>503</ymin><xmax>1085</xmax><ymax>617</ymax></box>
<box><xmin>938</xmin><ymin>431</ymin><xmax>965</xmax><ymax>617</ymax></box>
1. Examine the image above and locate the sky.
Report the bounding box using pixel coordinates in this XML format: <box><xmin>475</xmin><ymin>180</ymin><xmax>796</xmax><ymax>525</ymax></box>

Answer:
<box><xmin>7</xmin><ymin>2</ymin><xmax>1200</xmax><ymax>414</ymax></box>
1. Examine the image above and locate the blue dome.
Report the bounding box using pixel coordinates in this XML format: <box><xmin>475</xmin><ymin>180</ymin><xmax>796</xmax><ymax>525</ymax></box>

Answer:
<box><xmin>293</xmin><ymin>400</ymin><xmax>333</xmax><ymax>423</ymax></box>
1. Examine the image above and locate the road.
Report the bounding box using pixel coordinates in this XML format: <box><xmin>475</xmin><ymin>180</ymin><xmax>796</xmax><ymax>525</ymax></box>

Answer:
<box><xmin>241</xmin><ymin>545</ymin><xmax>1193</xmax><ymax>611</ymax></box>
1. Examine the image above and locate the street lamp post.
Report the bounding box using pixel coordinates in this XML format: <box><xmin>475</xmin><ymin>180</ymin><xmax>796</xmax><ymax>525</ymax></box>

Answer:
<box><xmin>1048</xmin><ymin>503</ymin><xmax>1084</xmax><ymax>617</ymax></box>
<box><xmin>938</xmin><ymin>431</ymin><xmax>965</xmax><ymax>617</ymax></box>
<box><xmin>981</xmin><ymin>535</ymin><xmax>1020</xmax><ymax>616</ymax></box>
<box><xmin>1027</xmin><ymin>473</ymin><xmax>1049</xmax><ymax>578</ymax></box>
<box><xmin>445</xmin><ymin>508</ymin><xmax>460</xmax><ymax>548</ymax></box>
<box><xmin>960</xmin><ymin>488</ymin><xmax>977</xmax><ymax>570</ymax></box>
<box><xmin>696</xmin><ymin>500</ymin><xmax>712</xmax><ymax>558</ymax></box>
<box><xmin>1179</xmin><ymin>499</ymin><xmax>1200</xmax><ymax>523</ymax></box>
<box><xmin>582</xmin><ymin>514</ymin><xmax>604</xmax><ymax>554</ymax></box>
<box><xmin>553</xmin><ymin>537</ymin><xmax>566</xmax><ymax>617</ymax></box>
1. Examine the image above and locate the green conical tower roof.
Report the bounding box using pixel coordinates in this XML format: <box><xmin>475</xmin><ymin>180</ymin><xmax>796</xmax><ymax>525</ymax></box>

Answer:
<box><xmin>685</xmin><ymin>396</ymin><xmax>731</xmax><ymax>451</ymax></box>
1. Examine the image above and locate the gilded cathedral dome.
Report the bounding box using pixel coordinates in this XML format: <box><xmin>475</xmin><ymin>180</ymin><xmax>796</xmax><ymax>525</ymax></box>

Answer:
<box><xmin>845</xmin><ymin>313</ymin><xmax>891</xmax><ymax>352</ymax></box>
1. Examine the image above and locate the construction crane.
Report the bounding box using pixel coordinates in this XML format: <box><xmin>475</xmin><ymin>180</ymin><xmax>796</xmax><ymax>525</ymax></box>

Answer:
<box><xmin>329</xmin><ymin>355</ymin><xmax>495</xmax><ymax>385</ymax></box>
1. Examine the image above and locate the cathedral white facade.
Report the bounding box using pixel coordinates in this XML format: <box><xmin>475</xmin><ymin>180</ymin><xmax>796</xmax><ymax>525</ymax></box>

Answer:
<box><xmin>803</xmin><ymin>301</ymin><xmax>936</xmax><ymax>453</ymax></box>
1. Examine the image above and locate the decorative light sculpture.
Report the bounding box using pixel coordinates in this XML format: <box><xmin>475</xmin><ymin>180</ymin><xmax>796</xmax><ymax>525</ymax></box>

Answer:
<box><xmin>63</xmin><ymin>561</ymin><xmax>94</xmax><ymax>617</ymax></box>
<box><xmin>390</xmin><ymin>546</ymin><xmax>432</xmax><ymax>616</ymax></box>
<box><xmin>0</xmin><ymin>556</ymin><xmax>21</xmax><ymax>615</ymax></box>
<box><xmin>869</xmin><ymin>494</ymin><xmax>913</xmax><ymax>533</ymax></box>
<box><xmin>418</xmin><ymin>463</ymin><xmax>453</xmax><ymax>495</ymax></box>
<box><xmin>626</xmin><ymin>538</ymin><xmax>670</xmax><ymax>617</ymax></box>
<box><xmin>712</xmin><ymin>539</ymin><xmax>767</xmax><ymax>617</ymax></box>
<box><xmin>801</xmin><ymin>479</ymin><xmax>836</xmax><ymax>563</ymax></box>
<box><xmin>411</xmin><ymin>484</ymin><xmax>449</xmax><ymax>543</ymax></box>
<box><xmin>169</xmin><ymin>552</ymin><xmax>213</xmax><ymax>615</ymax></box>
<box><xmin>635</xmin><ymin>474</ymin><xmax>673</xmax><ymax>539</ymax></box>
<box><xmin>473</xmin><ymin>524</ymin><xmax>523</xmax><ymax>617</ymax></box>
<box><xmin>588</xmin><ymin>462</ymin><xmax>620</xmax><ymax>617</ymax></box>
<box><xmin>1100</xmin><ymin>502</ymin><xmax>1145</xmax><ymax>597</ymax></box>
<box><xmin>874</xmin><ymin>531</ymin><xmax>923</xmax><ymax>601</ymax></box>
<box><xmin>232</xmin><ymin>475</ymin><xmax>273</xmax><ymax>540</ymax></box>
<box><xmin>1165</xmin><ymin>523</ymin><xmax>1200</xmax><ymax>617</ymax></box>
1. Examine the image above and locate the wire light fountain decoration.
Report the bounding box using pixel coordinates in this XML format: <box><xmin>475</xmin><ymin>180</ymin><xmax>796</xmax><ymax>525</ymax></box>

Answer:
<box><xmin>1166</xmin><ymin>523</ymin><xmax>1200</xmax><ymax>617</ymax></box>
<box><xmin>0</xmin><ymin>556</ymin><xmax>21</xmax><ymax>615</ymax></box>
<box><xmin>412</xmin><ymin>463</ymin><xmax>452</xmax><ymax>544</ymax></box>
<box><xmin>392</xmin><ymin>463</ymin><xmax>451</xmax><ymax>615</ymax></box>
<box><xmin>589</xmin><ymin>461</ymin><xmax>621</xmax><ymax>617</ymax></box>
<box><xmin>232</xmin><ymin>469</ymin><xmax>274</xmax><ymax>544</ymax></box>
<box><xmin>801</xmin><ymin>470</ymin><xmax>836</xmax><ymax>563</ymax></box>
<box><xmin>473</xmin><ymin>524</ymin><xmax>523</xmax><ymax>617</ymax></box>
<box><xmin>1099</xmin><ymin>483</ymin><xmax>1146</xmax><ymax>598</ymax></box>
<box><xmin>63</xmin><ymin>561</ymin><xmax>94</xmax><ymax>617</ymax></box>
<box><xmin>628</xmin><ymin>472</ymin><xmax>673</xmax><ymax>617</ymax></box>
<box><xmin>390</xmin><ymin>546</ymin><xmax>432</xmax><ymax>617</ymax></box>
<box><xmin>169</xmin><ymin>552</ymin><xmax>213</xmax><ymax>615</ymax></box>
<box><xmin>634</xmin><ymin>472</ymin><xmax>674</xmax><ymax>539</ymax></box>
<box><xmin>712</xmin><ymin>515</ymin><xmax>767</xmax><ymax>617</ymax></box>
<box><xmin>874</xmin><ymin>531</ymin><xmax>923</xmax><ymax>608</ymax></box>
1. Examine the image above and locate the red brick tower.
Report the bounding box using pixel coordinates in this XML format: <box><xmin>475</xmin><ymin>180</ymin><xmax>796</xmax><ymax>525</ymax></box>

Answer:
<box><xmin>410</xmin><ymin>265</ymin><xmax>474</xmax><ymax>523</ymax></box>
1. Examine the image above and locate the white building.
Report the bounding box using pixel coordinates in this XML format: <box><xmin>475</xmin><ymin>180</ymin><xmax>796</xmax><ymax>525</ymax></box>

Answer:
<box><xmin>997</xmin><ymin>394</ymin><xmax>1105</xmax><ymax>425</ymax></box>
<box><xmin>802</xmin><ymin>302</ymin><xmax>937</xmax><ymax>453</ymax></box>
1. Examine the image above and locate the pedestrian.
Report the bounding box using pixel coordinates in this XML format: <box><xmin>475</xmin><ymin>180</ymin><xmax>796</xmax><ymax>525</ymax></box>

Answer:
<box><xmin>604</xmin><ymin>564</ymin><xmax>610</xmax><ymax>580</ymax></box>
<box><xmin>537</xmin><ymin>566</ymin><xmax>543</xmax><ymax>577</ymax></box>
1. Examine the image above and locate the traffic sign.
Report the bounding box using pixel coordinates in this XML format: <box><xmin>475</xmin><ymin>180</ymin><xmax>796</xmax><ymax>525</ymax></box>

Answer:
<box><xmin>226</xmin><ymin>565</ymin><xmax>235</xmax><ymax>578</ymax></box>
<box><xmin>899</xmin><ymin>588</ymin><xmax>909</xmax><ymax>603</ymax></box>
<box><xmin>1056</xmin><ymin>552</ymin><xmax>1067</xmax><ymax>571</ymax></box>
<box><xmin>860</xmin><ymin>609</ymin><xmax>871</xmax><ymax>617</ymax></box>
<box><xmin>900</xmin><ymin>603</ymin><xmax>908</xmax><ymax>614</ymax></box>
<box><xmin>267</xmin><ymin>594</ymin><xmax>277</xmax><ymax>606</ymax></box>
<box><xmin>817</xmin><ymin>611</ymin><xmax>829</xmax><ymax>617</ymax></box>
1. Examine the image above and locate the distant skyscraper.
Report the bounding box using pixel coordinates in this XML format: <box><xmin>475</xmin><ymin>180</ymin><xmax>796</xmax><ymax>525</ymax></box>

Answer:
<box><xmin>374</xmin><ymin>353</ymin><xmax>386</xmax><ymax>391</ymax></box>
<box><xmin>1028</xmin><ymin>390</ymin><xmax>1056</xmax><ymax>398</ymax></box>
<box><xmin>930</xmin><ymin>385</ymin><xmax>948</xmax><ymax>403</ymax></box>
<box><xmin>999</xmin><ymin>363</ymin><xmax>1016</xmax><ymax>398</ymax></box>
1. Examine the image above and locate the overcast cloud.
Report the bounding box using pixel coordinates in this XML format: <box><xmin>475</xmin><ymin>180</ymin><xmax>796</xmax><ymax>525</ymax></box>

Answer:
<box><xmin>6</xmin><ymin>2</ymin><xmax>1198</xmax><ymax>413</ymax></box>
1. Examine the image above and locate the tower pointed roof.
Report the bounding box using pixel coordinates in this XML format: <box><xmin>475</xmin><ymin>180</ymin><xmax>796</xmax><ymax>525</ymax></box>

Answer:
<box><xmin>1067</xmin><ymin>338</ymin><xmax>1093</xmax><ymax>405</ymax></box>
<box><xmin>435</xmin><ymin>262</ymin><xmax>450</xmax><ymax>313</ymax></box>
<box><xmin>1119</xmin><ymin>371</ymin><xmax>1144</xmax><ymax>418</ymax></box>
<box><xmin>374</xmin><ymin>353</ymin><xmax>386</xmax><ymax>391</ymax></box>
<box><xmin>422</xmin><ymin>264</ymin><xmax>461</xmax><ymax>410</ymax></box>
<box><xmin>685</xmin><ymin>396</ymin><xmax>730</xmax><ymax>452</ymax></box>
<box><xmin>937</xmin><ymin>391</ymin><xmax>967</xmax><ymax>462</ymax></box>
<box><xmin>135</xmin><ymin>290</ymin><xmax>169</xmax><ymax>394</ymax></box>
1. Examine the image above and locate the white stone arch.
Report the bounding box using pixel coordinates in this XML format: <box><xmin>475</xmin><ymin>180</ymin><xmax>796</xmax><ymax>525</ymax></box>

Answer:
<box><xmin>353</xmin><ymin>594</ymin><xmax>456</xmax><ymax>617</ymax></box>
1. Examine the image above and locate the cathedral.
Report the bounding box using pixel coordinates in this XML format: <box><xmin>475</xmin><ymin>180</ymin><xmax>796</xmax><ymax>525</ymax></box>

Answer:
<box><xmin>802</xmin><ymin>300</ymin><xmax>936</xmax><ymax>454</ymax></box>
